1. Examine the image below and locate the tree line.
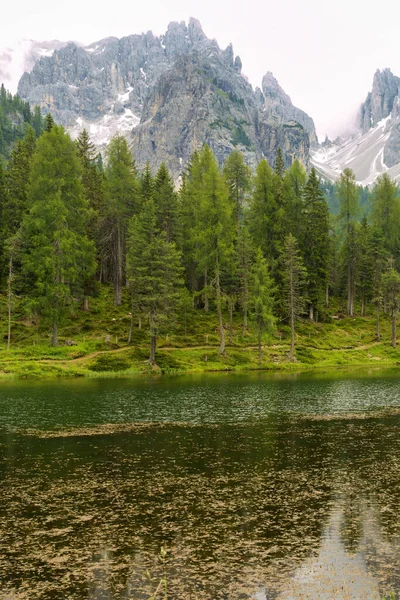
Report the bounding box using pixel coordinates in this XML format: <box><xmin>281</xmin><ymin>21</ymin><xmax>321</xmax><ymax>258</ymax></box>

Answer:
<box><xmin>1</xmin><ymin>115</ymin><xmax>400</xmax><ymax>362</ymax></box>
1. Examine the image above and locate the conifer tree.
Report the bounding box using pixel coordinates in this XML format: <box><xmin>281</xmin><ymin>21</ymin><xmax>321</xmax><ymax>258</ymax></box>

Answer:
<box><xmin>371</xmin><ymin>173</ymin><xmax>400</xmax><ymax>259</ymax></box>
<box><xmin>104</xmin><ymin>135</ymin><xmax>138</xmax><ymax>305</ymax></box>
<box><xmin>154</xmin><ymin>163</ymin><xmax>179</xmax><ymax>243</ymax></box>
<box><xmin>32</xmin><ymin>106</ymin><xmax>44</xmax><ymax>138</ymax></box>
<box><xmin>75</xmin><ymin>129</ymin><xmax>106</xmax><ymax>307</ymax></box>
<box><xmin>3</xmin><ymin>127</ymin><xmax>36</xmax><ymax>239</ymax></box>
<box><xmin>127</xmin><ymin>197</ymin><xmax>182</xmax><ymax>364</ymax></box>
<box><xmin>281</xmin><ymin>234</ymin><xmax>307</xmax><ymax>360</ymax></box>
<box><xmin>284</xmin><ymin>159</ymin><xmax>307</xmax><ymax>240</ymax></box>
<box><xmin>44</xmin><ymin>113</ymin><xmax>55</xmax><ymax>132</ymax></box>
<box><xmin>357</xmin><ymin>216</ymin><xmax>373</xmax><ymax>316</ymax></box>
<box><xmin>249</xmin><ymin>248</ymin><xmax>275</xmax><ymax>362</ymax></box>
<box><xmin>20</xmin><ymin>125</ymin><xmax>96</xmax><ymax>345</ymax></box>
<box><xmin>196</xmin><ymin>145</ymin><xmax>234</xmax><ymax>354</ymax></box>
<box><xmin>248</xmin><ymin>159</ymin><xmax>275</xmax><ymax>260</ymax></box>
<box><xmin>178</xmin><ymin>152</ymin><xmax>202</xmax><ymax>296</ymax></box>
<box><xmin>237</xmin><ymin>224</ymin><xmax>253</xmax><ymax>333</ymax></box>
<box><xmin>370</xmin><ymin>230</ymin><xmax>387</xmax><ymax>340</ymax></box>
<box><xmin>337</xmin><ymin>168</ymin><xmax>359</xmax><ymax>315</ymax></box>
<box><xmin>383</xmin><ymin>259</ymin><xmax>400</xmax><ymax>347</ymax></box>
<box><xmin>302</xmin><ymin>168</ymin><xmax>330</xmax><ymax>320</ymax></box>
<box><xmin>223</xmin><ymin>149</ymin><xmax>252</xmax><ymax>227</ymax></box>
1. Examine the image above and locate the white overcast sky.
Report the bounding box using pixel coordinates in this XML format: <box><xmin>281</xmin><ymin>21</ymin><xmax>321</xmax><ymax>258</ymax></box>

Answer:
<box><xmin>2</xmin><ymin>0</ymin><xmax>400</xmax><ymax>140</ymax></box>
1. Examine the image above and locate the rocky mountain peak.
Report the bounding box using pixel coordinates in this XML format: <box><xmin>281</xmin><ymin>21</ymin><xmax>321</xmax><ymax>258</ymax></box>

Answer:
<box><xmin>16</xmin><ymin>19</ymin><xmax>314</xmax><ymax>180</ymax></box>
<box><xmin>261</xmin><ymin>71</ymin><xmax>317</xmax><ymax>146</ymax></box>
<box><xmin>358</xmin><ymin>68</ymin><xmax>400</xmax><ymax>132</ymax></box>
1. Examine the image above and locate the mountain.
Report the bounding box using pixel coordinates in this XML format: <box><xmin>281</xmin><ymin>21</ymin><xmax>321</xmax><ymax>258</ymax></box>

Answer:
<box><xmin>0</xmin><ymin>40</ymin><xmax>68</xmax><ymax>94</ymax></box>
<box><xmin>312</xmin><ymin>68</ymin><xmax>400</xmax><ymax>186</ymax></box>
<box><xmin>14</xmin><ymin>19</ymin><xmax>315</xmax><ymax>179</ymax></box>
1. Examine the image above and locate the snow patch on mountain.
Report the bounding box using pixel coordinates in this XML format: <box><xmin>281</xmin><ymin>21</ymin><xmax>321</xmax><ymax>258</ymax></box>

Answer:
<box><xmin>311</xmin><ymin>116</ymin><xmax>400</xmax><ymax>186</ymax></box>
<box><xmin>70</xmin><ymin>109</ymin><xmax>140</xmax><ymax>148</ymax></box>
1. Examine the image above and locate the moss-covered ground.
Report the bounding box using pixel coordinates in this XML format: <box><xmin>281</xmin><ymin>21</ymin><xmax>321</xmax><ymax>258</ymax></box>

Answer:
<box><xmin>0</xmin><ymin>287</ymin><xmax>400</xmax><ymax>379</ymax></box>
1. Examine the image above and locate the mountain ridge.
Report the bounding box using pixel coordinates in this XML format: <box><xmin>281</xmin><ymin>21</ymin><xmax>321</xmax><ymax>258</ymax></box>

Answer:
<box><xmin>12</xmin><ymin>19</ymin><xmax>316</xmax><ymax>179</ymax></box>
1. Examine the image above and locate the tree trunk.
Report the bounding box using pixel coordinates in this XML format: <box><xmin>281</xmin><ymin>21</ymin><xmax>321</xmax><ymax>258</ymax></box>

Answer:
<box><xmin>7</xmin><ymin>255</ymin><xmax>13</xmax><ymax>351</ymax></box>
<box><xmin>83</xmin><ymin>296</ymin><xmax>89</xmax><ymax>311</ymax></box>
<box><xmin>215</xmin><ymin>253</ymin><xmax>225</xmax><ymax>355</ymax></box>
<box><xmin>325</xmin><ymin>284</ymin><xmax>329</xmax><ymax>308</ymax></box>
<box><xmin>242</xmin><ymin>305</ymin><xmax>248</xmax><ymax>335</ymax></box>
<box><xmin>52</xmin><ymin>319</ymin><xmax>59</xmax><ymax>347</ymax></box>
<box><xmin>138</xmin><ymin>314</ymin><xmax>142</xmax><ymax>330</ymax></box>
<box><xmin>289</xmin><ymin>308</ymin><xmax>295</xmax><ymax>360</ymax></box>
<box><xmin>392</xmin><ymin>310</ymin><xmax>397</xmax><ymax>348</ymax></box>
<box><xmin>360</xmin><ymin>297</ymin><xmax>365</xmax><ymax>317</ymax></box>
<box><xmin>309</xmin><ymin>304</ymin><xmax>314</xmax><ymax>321</ymax></box>
<box><xmin>149</xmin><ymin>317</ymin><xmax>157</xmax><ymax>365</ymax></box>
<box><xmin>229</xmin><ymin>300</ymin><xmax>233</xmax><ymax>344</ymax></box>
<box><xmin>114</xmin><ymin>224</ymin><xmax>123</xmax><ymax>306</ymax></box>
<box><xmin>258</xmin><ymin>316</ymin><xmax>262</xmax><ymax>364</ymax></box>
<box><xmin>376</xmin><ymin>302</ymin><xmax>381</xmax><ymax>341</ymax></box>
<box><xmin>204</xmin><ymin>267</ymin><xmax>209</xmax><ymax>312</ymax></box>
<box><xmin>128</xmin><ymin>295</ymin><xmax>134</xmax><ymax>344</ymax></box>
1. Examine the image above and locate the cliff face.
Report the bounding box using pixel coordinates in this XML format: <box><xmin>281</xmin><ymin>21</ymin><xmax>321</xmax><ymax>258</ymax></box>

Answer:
<box><xmin>312</xmin><ymin>68</ymin><xmax>400</xmax><ymax>187</ymax></box>
<box><xmin>17</xmin><ymin>19</ymin><xmax>312</xmax><ymax>179</ymax></box>
<box><xmin>358</xmin><ymin>69</ymin><xmax>400</xmax><ymax>133</ymax></box>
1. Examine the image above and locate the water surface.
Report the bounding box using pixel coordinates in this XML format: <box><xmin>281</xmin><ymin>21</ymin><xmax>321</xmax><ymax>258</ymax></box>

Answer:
<box><xmin>1</xmin><ymin>370</ymin><xmax>400</xmax><ymax>599</ymax></box>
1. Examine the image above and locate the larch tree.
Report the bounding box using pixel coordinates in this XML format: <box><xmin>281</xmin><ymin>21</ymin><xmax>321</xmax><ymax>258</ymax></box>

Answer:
<box><xmin>20</xmin><ymin>125</ymin><xmax>96</xmax><ymax>346</ymax></box>
<box><xmin>248</xmin><ymin>159</ymin><xmax>275</xmax><ymax>260</ymax></box>
<box><xmin>223</xmin><ymin>149</ymin><xmax>252</xmax><ymax>227</ymax></box>
<box><xmin>196</xmin><ymin>145</ymin><xmax>234</xmax><ymax>354</ymax></box>
<box><xmin>371</xmin><ymin>173</ymin><xmax>400</xmax><ymax>259</ymax></box>
<box><xmin>284</xmin><ymin>159</ymin><xmax>307</xmax><ymax>240</ymax></box>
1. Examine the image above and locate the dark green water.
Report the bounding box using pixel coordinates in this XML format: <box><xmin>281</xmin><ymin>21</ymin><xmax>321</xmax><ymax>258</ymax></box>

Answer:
<box><xmin>1</xmin><ymin>370</ymin><xmax>400</xmax><ymax>599</ymax></box>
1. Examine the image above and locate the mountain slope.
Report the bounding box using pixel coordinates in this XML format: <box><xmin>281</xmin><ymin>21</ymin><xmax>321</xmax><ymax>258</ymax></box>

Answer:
<box><xmin>312</xmin><ymin>69</ymin><xmax>400</xmax><ymax>186</ymax></box>
<box><xmin>15</xmin><ymin>19</ymin><xmax>315</xmax><ymax>178</ymax></box>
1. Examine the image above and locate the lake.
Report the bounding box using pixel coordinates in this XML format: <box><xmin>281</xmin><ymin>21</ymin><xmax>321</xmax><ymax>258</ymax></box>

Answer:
<box><xmin>1</xmin><ymin>370</ymin><xmax>400</xmax><ymax>599</ymax></box>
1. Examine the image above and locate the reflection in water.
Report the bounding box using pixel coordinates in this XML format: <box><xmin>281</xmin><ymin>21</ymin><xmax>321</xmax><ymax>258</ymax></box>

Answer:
<box><xmin>0</xmin><ymin>374</ymin><xmax>400</xmax><ymax>598</ymax></box>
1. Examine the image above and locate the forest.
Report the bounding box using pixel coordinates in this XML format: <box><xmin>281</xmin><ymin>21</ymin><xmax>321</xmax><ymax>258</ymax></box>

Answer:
<box><xmin>1</xmin><ymin>96</ymin><xmax>400</xmax><ymax>371</ymax></box>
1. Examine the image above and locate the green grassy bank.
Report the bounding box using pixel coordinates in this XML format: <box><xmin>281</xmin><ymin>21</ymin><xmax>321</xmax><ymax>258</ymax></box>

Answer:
<box><xmin>1</xmin><ymin>287</ymin><xmax>400</xmax><ymax>379</ymax></box>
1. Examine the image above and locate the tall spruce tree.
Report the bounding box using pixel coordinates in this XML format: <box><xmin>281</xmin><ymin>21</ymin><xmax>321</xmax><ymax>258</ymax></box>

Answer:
<box><xmin>370</xmin><ymin>230</ymin><xmax>387</xmax><ymax>340</ymax></box>
<box><xmin>383</xmin><ymin>259</ymin><xmax>400</xmax><ymax>348</ymax></box>
<box><xmin>104</xmin><ymin>135</ymin><xmax>138</xmax><ymax>305</ymax></box>
<box><xmin>20</xmin><ymin>125</ymin><xmax>96</xmax><ymax>345</ymax></box>
<box><xmin>154</xmin><ymin>163</ymin><xmax>179</xmax><ymax>243</ymax></box>
<box><xmin>281</xmin><ymin>234</ymin><xmax>307</xmax><ymax>360</ymax></box>
<box><xmin>249</xmin><ymin>248</ymin><xmax>275</xmax><ymax>362</ymax></box>
<box><xmin>337</xmin><ymin>168</ymin><xmax>359</xmax><ymax>315</ymax></box>
<box><xmin>75</xmin><ymin>129</ymin><xmax>106</xmax><ymax>307</ymax></box>
<box><xmin>127</xmin><ymin>197</ymin><xmax>182</xmax><ymax>364</ymax></box>
<box><xmin>302</xmin><ymin>168</ymin><xmax>330</xmax><ymax>320</ymax></box>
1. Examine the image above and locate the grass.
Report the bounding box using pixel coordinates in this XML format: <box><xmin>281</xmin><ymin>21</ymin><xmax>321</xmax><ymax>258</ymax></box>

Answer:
<box><xmin>0</xmin><ymin>286</ymin><xmax>400</xmax><ymax>379</ymax></box>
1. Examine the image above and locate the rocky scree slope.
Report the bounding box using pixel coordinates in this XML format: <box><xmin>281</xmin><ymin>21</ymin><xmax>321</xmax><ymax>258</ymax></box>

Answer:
<box><xmin>312</xmin><ymin>68</ymin><xmax>400</xmax><ymax>186</ymax></box>
<box><xmin>17</xmin><ymin>19</ymin><xmax>316</xmax><ymax>179</ymax></box>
